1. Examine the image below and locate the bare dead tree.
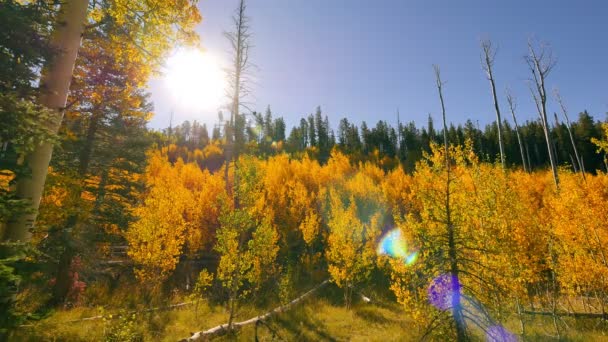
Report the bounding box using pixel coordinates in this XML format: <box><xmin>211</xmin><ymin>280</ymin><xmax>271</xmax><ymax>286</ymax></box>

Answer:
<box><xmin>480</xmin><ymin>39</ymin><xmax>506</xmax><ymax>168</ymax></box>
<box><xmin>525</xmin><ymin>39</ymin><xmax>559</xmax><ymax>188</ymax></box>
<box><xmin>505</xmin><ymin>89</ymin><xmax>528</xmax><ymax>173</ymax></box>
<box><xmin>223</xmin><ymin>0</ymin><xmax>254</xmax><ymax>200</ymax></box>
<box><xmin>554</xmin><ymin>89</ymin><xmax>586</xmax><ymax>180</ymax></box>
<box><xmin>433</xmin><ymin>65</ymin><xmax>467</xmax><ymax>342</ymax></box>
<box><xmin>225</xmin><ymin>0</ymin><xmax>253</xmax><ymax>127</ymax></box>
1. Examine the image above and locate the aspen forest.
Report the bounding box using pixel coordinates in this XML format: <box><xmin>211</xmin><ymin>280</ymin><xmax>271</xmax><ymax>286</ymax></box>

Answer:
<box><xmin>2</xmin><ymin>1</ymin><xmax>608</xmax><ymax>341</ymax></box>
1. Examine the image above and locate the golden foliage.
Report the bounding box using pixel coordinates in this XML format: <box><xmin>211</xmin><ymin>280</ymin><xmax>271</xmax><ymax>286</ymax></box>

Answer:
<box><xmin>126</xmin><ymin>151</ymin><xmax>225</xmax><ymax>281</ymax></box>
<box><xmin>117</xmin><ymin>137</ymin><xmax>608</xmax><ymax>335</ymax></box>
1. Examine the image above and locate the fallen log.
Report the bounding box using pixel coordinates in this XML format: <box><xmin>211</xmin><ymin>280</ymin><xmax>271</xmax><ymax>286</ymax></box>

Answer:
<box><xmin>182</xmin><ymin>279</ymin><xmax>330</xmax><ymax>341</ymax></box>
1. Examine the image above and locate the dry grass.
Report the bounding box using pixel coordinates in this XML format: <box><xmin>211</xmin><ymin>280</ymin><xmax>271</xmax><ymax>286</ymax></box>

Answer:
<box><xmin>11</xmin><ymin>287</ymin><xmax>608</xmax><ymax>341</ymax></box>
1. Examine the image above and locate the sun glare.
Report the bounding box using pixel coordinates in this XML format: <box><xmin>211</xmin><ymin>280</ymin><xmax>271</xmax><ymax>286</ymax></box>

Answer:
<box><xmin>164</xmin><ymin>48</ymin><xmax>227</xmax><ymax>112</ymax></box>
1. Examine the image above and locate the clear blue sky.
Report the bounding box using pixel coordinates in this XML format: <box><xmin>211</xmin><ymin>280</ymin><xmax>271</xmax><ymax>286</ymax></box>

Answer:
<box><xmin>147</xmin><ymin>0</ymin><xmax>608</xmax><ymax>132</ymax></box>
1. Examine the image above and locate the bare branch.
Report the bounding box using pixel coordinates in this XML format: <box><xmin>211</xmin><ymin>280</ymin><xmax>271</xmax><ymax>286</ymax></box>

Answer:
<box><xmin>526</xmin><ymin>38</ymin><xmax>559</xmax><ymax>187</ymax></box>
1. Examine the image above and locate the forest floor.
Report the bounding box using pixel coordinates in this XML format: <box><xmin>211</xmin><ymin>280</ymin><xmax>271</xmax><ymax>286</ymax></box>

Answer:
<box><xmin>11</xmin><ymin>284</ymin><xmax>608</xmax><ymax>341</ymax></box>
<box><xmin>12</xmin><ymin>298</ymin><xmax>412</xmax><ymax>341</ymax></box>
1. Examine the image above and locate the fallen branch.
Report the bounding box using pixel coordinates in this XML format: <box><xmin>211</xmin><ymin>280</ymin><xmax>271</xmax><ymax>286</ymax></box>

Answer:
<box><xmin>182</xmin><ymin>279</ymin><xmax>330</xmax><ymax>341</ymax></box>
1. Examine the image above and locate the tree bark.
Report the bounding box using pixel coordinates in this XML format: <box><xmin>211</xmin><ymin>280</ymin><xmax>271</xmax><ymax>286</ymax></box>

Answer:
<box><xmin>3</xmin><ymin>0</ymin><xmax>88</xmax><ymax>242</ymax></box>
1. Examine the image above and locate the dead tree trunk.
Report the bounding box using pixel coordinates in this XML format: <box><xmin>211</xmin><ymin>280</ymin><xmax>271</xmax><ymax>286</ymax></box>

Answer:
<box><xmin>554</xmin><ymin>89</ymin><xmax>586</xmax><ymax>180</ymax></box>
<box><xmin>526</xmin><ymin>39</ymin><xmax>559</xmax><ymax>189</ymax></box>
<box><xmin>224</xmin><ymin>0</ymin><xmax>252</xmax><ymax>205</ymax></box>
<box><xmin>481</xmin><ymin>40</ymin><xmax>506</xmax><ymax>168</ymax></box>
<box><xmin>3</xmin><ymin>0</ymin><xmax>89</xmax><ymax>242</ymax></box>
<box><xmin>506</xmin><ymin>90</ymin><xmax>528</xmax><ymax>173</ymax></box>
<box><xmin>434</xmin><ymin>65</ymin><xmax>467</xmax><ymax>342</ymax></box>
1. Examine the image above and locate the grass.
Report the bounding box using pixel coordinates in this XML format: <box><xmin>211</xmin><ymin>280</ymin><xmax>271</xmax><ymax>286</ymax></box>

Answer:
<box><xmin>11</xmin><ymin>284</ymin><xmax>415</xmax><ymax>342</ymax></box>
<box><xmin>217</xmin><ymin>298</ymin><xmax>416</xmax><ymax>342</ymax></box>
<box><xmin>11</xmin><ymin>284</ymin><xmax>608</xmax><ymax>341</ymax></box>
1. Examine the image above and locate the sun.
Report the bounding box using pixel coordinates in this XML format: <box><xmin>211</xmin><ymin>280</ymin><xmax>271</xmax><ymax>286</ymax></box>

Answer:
<box><xmin>164</xmin><ymin>48</ymin><xmax>227</xmax><ymax>112</ymax></box>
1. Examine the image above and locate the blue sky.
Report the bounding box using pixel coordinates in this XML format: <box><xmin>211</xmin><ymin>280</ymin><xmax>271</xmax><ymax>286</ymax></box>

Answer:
<box><xmin>147</xmin><ymin>0</ymin><xmax>608</xmax><ymax>132</ymax></box>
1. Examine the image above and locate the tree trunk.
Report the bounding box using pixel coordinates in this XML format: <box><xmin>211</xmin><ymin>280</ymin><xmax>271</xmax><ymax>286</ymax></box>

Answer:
<box><xmin>3</xmin><ymin>0</ymin><xmax>88</xmax><ymax>242</ymax></box>
<box><xmin>228</xmin><ymin>291</ymin><xmax>236</xmax><ymax>330</ymax></box>
<box><xmin>527</xmin><ymin>42</ymin><xmax>559</xmax><ymax>188</ymax></box>
<box><xmin>50</xmin><ymin>231</ymin><xmax>75</xmax><ymax>306</ymax></box>
<box><xmin>506</xmin><ymin>92</ymin><xmax>528</xmax><ymax>172</ymax></box>
<box><xmin>541</xmin><ymin>112</ymin><xmax>558</xmax><ymax>187</ymax></box>
<box><xmin>78</xmin><ymin>110</ymin><xmax>102</xmax><ymax>177</ymax></box>
<box><xmin>481</xmin><ymin>41</ymin><xmax>505</xmax><ymax>168</ymax></box>
<box><xmin>525</xmin><ymin>142</ymin><xmax>532</xmax><ymax>171</ymax></box>
<box><xmin>434</xmin><ymin>65</ymin><xmax>467</xmax><ymax>342</ymax></box>
<box><xmin>516</xmin><ymin>297</ymin><xmax>526</xmax><ymax>337</ymax></box>
<box><xmin>555</xmin><ymin>90</ymin><xmax>586</xmax><ymax>181</ymax></box>
<box><xmin>569</xmin><ymin>154</ymin><xmax>578</xmax><ymax>173</ymax></box>
<box><xmin>515</xmin><ymin>127</ymin><xmax>527</xmax><ymax>172</ymax></box>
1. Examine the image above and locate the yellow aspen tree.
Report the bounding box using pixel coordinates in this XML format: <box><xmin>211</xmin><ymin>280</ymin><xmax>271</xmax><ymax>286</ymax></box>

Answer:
<box><xmin>550</xmin><ymin>172</ymin><xmax>608</xmax><ymax>310</ymax></box>
<box><xmin>387</xmin><ymin>141</ymin><xmax>537</xmax><ymax>340</ymax></box>
<box><xmin>125</xmin><ymin>156</ymin><xmax>188</xmax><ymax>282</ymax></box>
<box><xmin>215</xmin><ymin>208</ymin><xmax>278</xmax><ymax>329</ymax></box>
<box><xmin>326</xmin><ymin>191</ymin><xmax>381</xmax><ymax>308</ymax></box>
<box><xmin>126</xmin><ymin>151</ymin><xmax>225</xmax><ymax>282</ymax></box>
<box><xmin>179</xmin><ymin>162</ymin><xmax>225</xmax><ymax>253</ymax></box>
<box><xmin>326</xmin><ymin>169</ymin><xmax>384</xmax><ymax>308</ymax></box>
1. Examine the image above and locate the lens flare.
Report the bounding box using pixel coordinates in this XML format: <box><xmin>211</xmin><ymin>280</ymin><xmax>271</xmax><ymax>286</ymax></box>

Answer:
<box><xmin>486</xmin><ymin>325</ymin><xmax>516</xmax><ymax>342</ymax></box>
<box><xmin>377</xmin><ymin>229</ymin><xmax>418</xmax><ymax>265</ymax></box>
<box><xmin>405</xmin><ymin>251</ymin><xmax>418</xmax><ymax>265</ymax></box>
<box><xmin>426</xmin><ymin>274</ymin><xmax>515</xmax><ymax>339</ymax></box>
<box><xmin>428</xmin><ymin>274</ymin><xmax>460</xmax><ymax>311</ymax></box>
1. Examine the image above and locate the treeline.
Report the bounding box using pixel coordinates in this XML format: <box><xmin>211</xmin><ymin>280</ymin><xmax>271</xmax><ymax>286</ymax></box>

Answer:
<box><xmin>163</xmin><ymin>106</ymin><xmax>608</xmax><ymax>173</ymax></box>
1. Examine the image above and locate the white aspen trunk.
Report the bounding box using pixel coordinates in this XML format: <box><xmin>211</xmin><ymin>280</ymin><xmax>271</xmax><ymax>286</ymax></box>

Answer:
<box><xmin>3</xmin><ymin>0</ymin><xmax>88</xmax><ymax>242</ymax></box>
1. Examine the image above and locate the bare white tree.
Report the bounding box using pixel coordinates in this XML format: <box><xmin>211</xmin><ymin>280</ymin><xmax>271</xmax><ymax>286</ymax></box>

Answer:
<box><xmin>526</xmin><ymin>39</ymin><xmax>559</xmax><ymax>188</ymax></box>
<box><xmin>554</xmin><ymin>89</ymin><xmax>586</xmax><ymax>180</ymax></box>
<box><xmin>223</xmin><ymin>0</ymin><xmax>254</xmax><ymax>198</ymax></box>
<box><xmin>480</xmin><ymin>39</ymin><xmax>506</xmax><ymax>168</ymax></box>
<box><xmin>225</xmin><ymin>0</ymin><xmax>254</xmax><ymax>126</ymax></box>
<box><xmin>505</xmin><ymin>89</ymin><xmax>528</xmax><ymax>172</ymax></box>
